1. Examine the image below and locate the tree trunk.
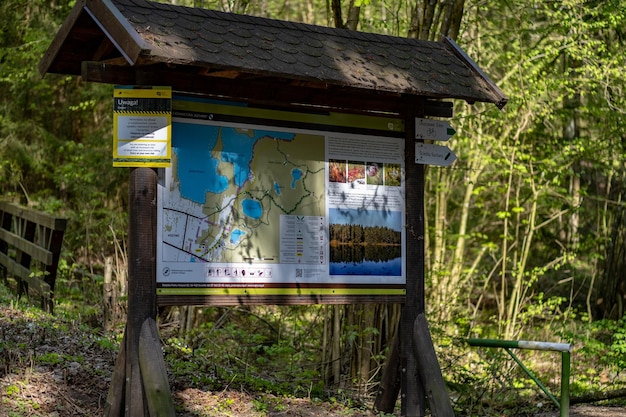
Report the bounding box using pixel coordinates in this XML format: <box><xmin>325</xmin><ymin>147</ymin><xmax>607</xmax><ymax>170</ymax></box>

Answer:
<box><xmin>345</xmin><ymin>1</ymin><xmax>360</xmax><ymax>30</ymax></box>
<box><xmin>597</xmin><ymin>205</ymin><xmax>626</xmax><ymax>319</ymax></box>
<box><xmin>409</xmin><ymin>0</ymin><xmax>466</xmax><ymax>41</ymax></box>
<box><xmin>331</xmin><ymin>0</ymin><xmax>361</xmax><ymax>29</ymax></box>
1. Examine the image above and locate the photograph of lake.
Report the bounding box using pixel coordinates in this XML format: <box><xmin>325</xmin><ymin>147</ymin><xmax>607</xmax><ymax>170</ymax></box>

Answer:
<box><xmin>328</xmin><ymin>207</ymin><xmax>402</xmax><ymax>276</ymax></box>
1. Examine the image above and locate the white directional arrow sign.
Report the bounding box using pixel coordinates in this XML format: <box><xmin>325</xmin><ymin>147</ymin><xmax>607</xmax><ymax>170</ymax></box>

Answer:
<box><xmin>415</xmin><ymin>142</ymin><xmax>457</xmax><ymax>167</ymax></box>
<box><xmin>415</xmin><ymin>117</ymin><xmax>456</xmax><ymax>141</ymax></box>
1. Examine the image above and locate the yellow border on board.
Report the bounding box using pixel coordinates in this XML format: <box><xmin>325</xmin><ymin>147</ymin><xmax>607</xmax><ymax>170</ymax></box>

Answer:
<box><xmin>115</xmin><ymin>87</ymin><xmax>172</xmax><ymax>99</ymax></box>
<box><xmin>173</xmin><ymin>99</ymin><xmax>404</xmax><ymax>133</ymax></box>
<box><xmin>112</xmin><ymin>159</ymin><xmax>172</xmax><ymax>168</ymax></box>
<box><xmin>157</xmin><ymin>288</ymin><xmax>406</xmax><ymax>296</ymax></box>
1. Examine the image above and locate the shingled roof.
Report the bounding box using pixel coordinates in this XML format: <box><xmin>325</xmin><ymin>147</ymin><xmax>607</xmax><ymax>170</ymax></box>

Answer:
<box><xmin>40</xmin><ymin>0</ymin><xmax>507</xmax><ymax>114</ymax></box>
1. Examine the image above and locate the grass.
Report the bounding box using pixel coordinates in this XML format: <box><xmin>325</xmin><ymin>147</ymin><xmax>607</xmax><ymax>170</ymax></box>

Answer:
<box><xmin>2</xmin><ymin>276</ymin><xmax>626</xmax><ymax>416</ymax></box>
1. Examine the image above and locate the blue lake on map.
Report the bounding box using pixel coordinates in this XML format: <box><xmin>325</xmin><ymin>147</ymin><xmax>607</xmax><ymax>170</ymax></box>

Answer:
<box><xmin>173</xmin><ymin>123</ymin><xmax>225</xmax><ymax>204</ymax></box>
<box><xmin>291</xmin><ymin>168</ymin><xmax>303</xmax><ymax>188</ymax></box>
<box><xmin>241</xmin><ymin>198</ymin><xmax>263</xmax><ymax>219</ymax></box>
<box><xmin>230</xmin><ymin>228</ymin><xmax>246</xmax><ymax>244</ymax></box>
<box><xmin>172</xmin><ymin>123</ymin><xmax>295</xmax><ymax>204</ymax></box>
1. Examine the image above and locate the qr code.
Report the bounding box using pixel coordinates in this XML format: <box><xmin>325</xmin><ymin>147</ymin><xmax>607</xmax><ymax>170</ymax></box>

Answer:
<box><xmin>295</xmin><ymin>269</ymin><xmax>303</xmax><ymax>278</ymax></box>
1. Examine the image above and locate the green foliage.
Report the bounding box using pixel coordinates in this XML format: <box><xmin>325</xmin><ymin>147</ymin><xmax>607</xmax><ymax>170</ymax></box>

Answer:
<box><xmin>164</xmin><ymin>306</ymin><xmax>324</xmax><ymax>397</ymax></box>
<box><xmin>252</xmin><ymin>395</ymin><xmax>287</xmax><ymax>413</ymax></box>
<box><xmin>575</xmin><ymin>316</ymin><xmax>626</xmax><ymax>375</ymax></box>
<box><xmin>1</xmin><ymin>0</ymin><xmax>128</xmax><ymax>269</ymax></box>
<box><xmin>5</xmin><ymin>384</ymin><xmax>20</xmax><ymax>396</ymax></box>
<box><xmin>423</xmin><ymin>0</ymin><xmax>626</xmax><ymax>339</ymax></box>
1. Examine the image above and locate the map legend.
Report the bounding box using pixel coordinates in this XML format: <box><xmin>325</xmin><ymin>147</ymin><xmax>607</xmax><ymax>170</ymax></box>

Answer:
<box><xmin>280</xmin><ymin>215</ymin><xmax>326</xmax><ymax>264</ymax></box>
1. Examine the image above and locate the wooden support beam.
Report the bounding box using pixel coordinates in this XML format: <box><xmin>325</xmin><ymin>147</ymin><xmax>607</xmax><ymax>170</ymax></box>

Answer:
<box><xmin>400</xmin><ymin>97</ymin><xmax>426</xmax><ymax>417</ymax></box>
<box><xmin>139</xmin><ymin>317</ymin><xmax>175</xmax><ymax>417</ymax></box>
<box><xmin>125</xmin><ymin>167</ymin><xmax>158</xmax><ymax>416</ymax></box>
<box><xmin>104</xmin><ymin>167</ymin><xmax>164</xmax><ymax>417</ymax></box>
<box><xmin>412</xmin><ymin>313</ymin><xmax>455</xmax><ymax>417</ymax></box>
<box><xmin>374</xmin><ymin>97</ymin><xmax>455</xmax><ymax>416</ymax></box>
<box><xmin>81</xmin><ymin>61</ymin><xmax>453</xmax><ymax>119</ymax></box>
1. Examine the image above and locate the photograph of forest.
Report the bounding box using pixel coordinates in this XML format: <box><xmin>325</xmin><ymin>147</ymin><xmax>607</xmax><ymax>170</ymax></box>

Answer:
<box><xmin>328</xmin><ymin>208</ymin><xmax>402</xmax><ymax>276</ymax></box>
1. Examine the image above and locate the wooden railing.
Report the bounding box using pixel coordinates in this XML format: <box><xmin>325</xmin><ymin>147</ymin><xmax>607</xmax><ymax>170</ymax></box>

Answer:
<box><xmin>0</xmin><ymin>201</ymin><xmax>67</xmax><ymax>312</ymax></box>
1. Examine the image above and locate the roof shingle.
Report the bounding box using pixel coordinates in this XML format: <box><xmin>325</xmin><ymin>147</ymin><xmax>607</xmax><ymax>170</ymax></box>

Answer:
<box><xmin>40</xmin><ymin>0</ymin><xmax>507</xmax><ymax>110</ymax></box>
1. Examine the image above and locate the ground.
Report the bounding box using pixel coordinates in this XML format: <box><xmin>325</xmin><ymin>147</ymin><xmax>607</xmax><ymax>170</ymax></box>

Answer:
<box><xmin>1</xmin><ymin>305</ymin><xmax>625</xmax><ymax>417</ymax></box>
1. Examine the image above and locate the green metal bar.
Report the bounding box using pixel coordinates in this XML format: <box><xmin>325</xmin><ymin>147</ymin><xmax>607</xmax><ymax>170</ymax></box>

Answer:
<box><xmin>468</xmin><ymin>338</ymin><xmax>571</xmax><ymax>417</ymax></box>
<box><xmin>468</xmin><ymin>338</ymin><xmax>571</xmax><ymax>353</ymax></box>
<box><xmin>504</xmin><ymin>347</ymin><xmax>560</xmax><ymax>408</ymax></box>
<box><xmin>468</xmin><ymin>338</ymin><xmax>522</xmax><ymax>349</ymax></box>
<box><xmin>560</xmin><ymin>351</ymin><xmax>570</xmax><ymax>417</ymax></box>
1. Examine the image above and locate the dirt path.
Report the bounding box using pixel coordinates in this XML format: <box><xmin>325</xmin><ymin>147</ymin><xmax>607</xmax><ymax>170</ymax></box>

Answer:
<box><xmin>537</xmin><ymin>404</ymin><xmax>626</xmax><ymax>417</ymax></box>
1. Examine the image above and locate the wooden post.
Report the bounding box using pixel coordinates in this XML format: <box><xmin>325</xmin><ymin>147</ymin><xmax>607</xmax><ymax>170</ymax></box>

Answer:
<box><xmin>104</xmin><ymin>331</ymin><xmax>127</xmax><ymax>417</ymax></box>
<box><xmin>16</xmin><ymin>218</ymin><xmax>36</xmax><ymax>298</ymax></box>
<box><xmin>105</xmin><ymin>167</ymin><xmax>174</xmax><ymax>416</ymax></box>
<box><xmin>42</xmin><ymin>224</ymin><xmax>65</xmax><ymax>313</ymax></box>
<box><xmin>374</xmin><ymin>98</ymin><xmax>428</xmax><ymax>416</ymax></box>
<box><xmin>400</xmin><ymin>98</ymin><xmax>427</xmax><ymax>417</ymax></box>
<box><xmin>139</xmin><ymin>318</ymin><xmax>175</xmax><ymax>416</ymax></box>
<box><xmin>0</xmin><ymin>209</ymin><xmax>10</xmax><ymax>285</ymax></box>
<box><xmin>126</xmin><ymin>167</ymin><xmax>157</xmax><ymax>415</ymax></box>
<box><xmin>104</xmin><ymin>256</ymin><xmax>114</xmax><ymax>332</ymax></box>
<box><xmin>374</xmin><ymin>100</ymin><xmax>456</xmax><ymax>416</ymax></box>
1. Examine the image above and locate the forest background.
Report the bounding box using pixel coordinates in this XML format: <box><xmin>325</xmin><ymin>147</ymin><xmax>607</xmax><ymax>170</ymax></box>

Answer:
<box><xmin>1</xmin><ymin>0</ymin><xmax>626</xmax><ymax>415</ymax></box>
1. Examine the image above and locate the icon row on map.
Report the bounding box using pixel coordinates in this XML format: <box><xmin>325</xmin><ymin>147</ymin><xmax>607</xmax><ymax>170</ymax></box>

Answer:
<box><xmin>206</xmin><ymin>267</ymin><xmax>272</xmax><ymax>279</ymax></box>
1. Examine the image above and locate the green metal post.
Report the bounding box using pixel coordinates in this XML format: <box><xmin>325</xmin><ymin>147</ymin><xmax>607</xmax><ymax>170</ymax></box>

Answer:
<box><xmin>560</xmin><ymin>351</ymin><xmax>570</xmax><ymax>417</ymax></box>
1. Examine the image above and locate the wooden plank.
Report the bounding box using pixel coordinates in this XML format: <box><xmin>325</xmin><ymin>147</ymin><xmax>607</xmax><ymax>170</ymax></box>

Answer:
<box><xmin>139</xmin><ymin>317</ymin><xmax>175</xmax><ymax>417</ymax></box>
<box><xmin>423</xmin><ymin>100</ymin><xmax>454</xmax><ymax>118</ymax></box>
<box><xmin>81</xmin><ymin>62</ymin><xmax>454</xmax><ymax>119</ymax></box>
<box><xmin>0</xmin><ymin>252</ymin><xmax>32</xmax><ymax>280</ymax></box>
<box><xmin>0</xmin><ymin>202</ymin><xmax>67</xmax><ymax>231</ymax></box>
<box><xmin>43</xmin><ymin>228</ymin><xmax>65</xmax><ymax>313</ymax></box>
<box><xmin>0</xmin><ymin>211</ymin><xmax>10</xmax><ymax>285</ymax></box>
<box><xmin>0</xmin><ymin>253</ymin><xmax>51</xmax><ymax>297</ymax></box>
<box><xmin>0</xmin><ymin>228</ymin><xmax>53</xmax><ymax>265</ymax></box>
<box><xmin>83</xmin><ymin>0</ymin><xmax>151</xmax><ymax>63</ymax></box>
<box><xmin>83</xmin><ymin>61</ymin><xmax>406</xmax><ymax>115</ymax></box>
<box><xmin>44</xmin><ymin>228</ymin><xmax>65</xmax><ymax>280</ymax></box>
<box><xmin>16</xmin><ymin>218</ymin><xmax>36</xmax><ymax>298</ymax></box>
<box><xmin>412</xmin><ymin>313</ymin><xmax>455</xmax><ymax>417</ymax></box>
